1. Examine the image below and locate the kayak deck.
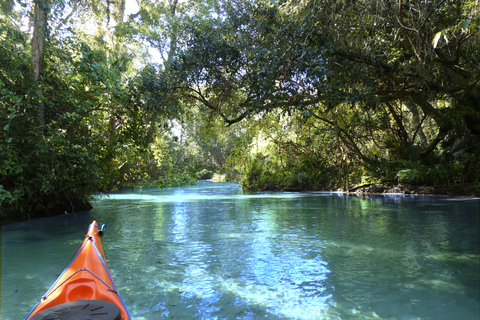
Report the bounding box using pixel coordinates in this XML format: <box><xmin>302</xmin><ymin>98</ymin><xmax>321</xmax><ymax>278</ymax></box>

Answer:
<box><xmin>24</xmin><ymin>221</ymin><xmax>131</xmax><ymax>320</ymax></box>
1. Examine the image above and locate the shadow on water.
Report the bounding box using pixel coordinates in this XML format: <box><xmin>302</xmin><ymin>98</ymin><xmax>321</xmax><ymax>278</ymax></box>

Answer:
<box><xmin>2</xmin><ymin>181</ymin><xmax>479</xmax><ymax>320</ymax></box>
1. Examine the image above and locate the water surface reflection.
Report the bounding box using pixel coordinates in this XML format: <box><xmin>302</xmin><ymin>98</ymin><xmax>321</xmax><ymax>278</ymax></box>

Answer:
<box><xmin>2</xmin><ymin>181</ymin><xmax>479</xmax><ymax>320</ymax></box>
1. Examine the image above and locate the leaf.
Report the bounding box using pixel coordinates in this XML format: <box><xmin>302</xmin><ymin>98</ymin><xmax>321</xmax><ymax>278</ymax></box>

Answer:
<box><xmin>462</xmin><ymin>19</ymin><xmax>471</xmax><ymax>30</ymax></box>
<box><xmin>4</xmin><ymin>124</ymin><xmax>9</xmax><ymax>131</ymax></box>
<box><xmin>442</xmin><ymin>30</ymin><xmax>449</xmax><ymax>44</ymax></box>
<box><xmin>432</xmin><ymin>31</ymin><xmax>442</xmax><ymax>48</ymax></box>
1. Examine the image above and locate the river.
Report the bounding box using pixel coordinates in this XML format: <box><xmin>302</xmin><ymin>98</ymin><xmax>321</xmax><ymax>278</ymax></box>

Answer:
<box><xmin>2</xmin><ymin>181</ymin><xmax>479</xmax><ymax>319</ymax></box>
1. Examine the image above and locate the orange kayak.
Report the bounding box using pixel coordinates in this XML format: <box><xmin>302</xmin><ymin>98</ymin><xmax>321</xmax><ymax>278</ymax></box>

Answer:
<box><xmin>24</xmin><ymin>220</ymin><xmax>131</xmax><ymax>320</ymax></box>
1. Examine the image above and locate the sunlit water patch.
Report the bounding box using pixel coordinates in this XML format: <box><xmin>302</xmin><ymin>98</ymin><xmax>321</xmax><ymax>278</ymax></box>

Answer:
<box><xmin>2</xmin><ymin>181</ymin><xmax>479</xmax><ymax>320</ymax></box>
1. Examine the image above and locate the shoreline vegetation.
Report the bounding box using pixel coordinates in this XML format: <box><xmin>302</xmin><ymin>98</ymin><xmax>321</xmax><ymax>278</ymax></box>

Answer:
<box><xmin>0</xmin><ymin>174</ymin><xmax>200</xmax><ymax>226</ymax></box>
<box><xmin>342</xmin><ymin>184</ymin><xmax>480</xmax><ymax>198</ymax></box>
<box><xmin>214</xmin><ymin>172</ymin><xmax>480</xmax><ymax>197</ymax></box>
<box><xmin>246</xmin><ymin>182</ymin><xmax>480</xmax><ymax>198</ymax></box>
<box><xmin>1</xmin><ymin>177</ymin><xmax>477</xmax><ymax>226</ymax></box>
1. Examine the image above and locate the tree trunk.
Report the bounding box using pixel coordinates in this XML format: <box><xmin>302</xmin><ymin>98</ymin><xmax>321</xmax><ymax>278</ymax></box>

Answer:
<box><xmin>31</xmin><ymin>0</ymin><xmax>49</xmax><ymax>128</ymax></box>
<box><xmin>405</xmin><ymin>101</ymin><xmax>428</xmax><ymax>147</ymax></box>
<box><xmin>167</xmin><ymin>0</ymin><xmax>179</xmax><ymax>63</ymax></box>
<box><xmin>112</xmin><ymin>0</ymin><xmax>126</xmax><ymax>25</ymax></box>
<box><xmin>408</xmin><ymin>94</ymin><xmax>452</xmax><ymax>158</ymax></box>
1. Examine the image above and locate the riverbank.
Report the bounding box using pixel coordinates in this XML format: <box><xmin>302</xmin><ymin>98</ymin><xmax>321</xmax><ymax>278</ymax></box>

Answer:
<box><xmin>0</xmin><ymin>175</ymin><xmax>199</xmax><ymax>226</ymax></box>
<box><xmin>341</xmin><ymin>184</ymin><xmax>480</xmax><ymax>197</ymax></box>
<box><xmin>252</xmin><ymin>180</ymin><xmax>480</xmax><ymax>198</ymax></box>
<box><xmin>3</xmin><ymin>182</ymin><xmax>478</xmax><ymax>226</ymax></box>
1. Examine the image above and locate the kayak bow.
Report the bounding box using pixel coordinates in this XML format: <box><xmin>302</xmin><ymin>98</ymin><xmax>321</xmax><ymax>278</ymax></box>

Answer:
<box><xmin>24</xmin><ymin>220</ymin><xmax>131</xmax><ymax>320</ymax></box>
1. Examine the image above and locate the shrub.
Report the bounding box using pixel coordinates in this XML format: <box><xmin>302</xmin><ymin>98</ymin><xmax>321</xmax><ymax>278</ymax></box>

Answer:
<box><xmin>196</xmin><ymin>169</ymin><xmax>213</xmax><ymax>180</ymax></box>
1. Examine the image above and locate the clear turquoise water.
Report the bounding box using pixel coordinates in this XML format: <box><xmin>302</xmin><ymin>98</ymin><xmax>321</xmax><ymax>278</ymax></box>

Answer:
<box><xmin>2</xmin><ymin>181</ymin><xmax>479</xmax><ymax>319</ymax></box>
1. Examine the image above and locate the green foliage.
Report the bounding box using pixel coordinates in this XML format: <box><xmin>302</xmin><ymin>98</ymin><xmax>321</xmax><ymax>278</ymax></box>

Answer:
<box><xmin>459</xmin><ymin>151</ymin><xmax>480</xmax><ymax>190</ymax></box>
<box><xmin>2</xmin><ymin>0</ymin><xmax>480</xmax><ymax>223</ymax></box>
<box><xmin>396</xmin><ymin>162</ymin><xmax>429</xmax><ymax>185</ymax></box>
<box><xmin>0</xmin><ymin>16</ymin><xmax>157</xmax><ymax>220</ymax></box>
<box><xmin>220</xmin><ymin>166</ymin><xmax>241</xmax><ymax>183</ymax></box>
<box><xmin>212</xmin><ymin>173</ymin><xmax>229</xmax><ymax>183</ymax></box>
<box><xmin>396</xmin><ymin>160</ymin><xmax>461</xmax><ymax>187</ymax></box>
<box><xmin>196</xmin><ymin>169</ymin><xmax>213</xmax><ymax>180</ymax></box>
<box><xmin>236</xmin><ymin>113</ymin><xmax>337</xmax><ymax>191</ymax></box>
<box><xmin>239</xmin><ymin>153</ymin><xmax>269</xmax><ymax>191</ymax></box>
<box><xmin>170</xmin><ymin>0</ymin><xmax>479</xmax><ymax>193</ymax></box>
<box><xmin>124</xmin><ymin>174</ymin><xmax>198</xmax><ymax>189</ymax></box>
<box><xmin>238</xmin><ymin>150</ymin><xmax>331</xmax><ymax>192</ymax></box>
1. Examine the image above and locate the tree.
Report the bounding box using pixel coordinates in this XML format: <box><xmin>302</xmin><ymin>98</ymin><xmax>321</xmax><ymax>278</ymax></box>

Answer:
<box><xmin>31</xmin><ymin>0</ymin><xmax>50</xmax><ymax>127</ymax></box>
<box><xmin>314</xmin><ymin>0</ymin><xmax>480</xmax><ymax>157</ymax></box>
<box><xmin>0</xmin><ymin>0</ymin><xmax>160</xmax><ymax>221</ymax></box>
<box><xmin>136</xmin><ymin>0</ymin><xmax>479</xmax><ymax>189</ymax></box>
